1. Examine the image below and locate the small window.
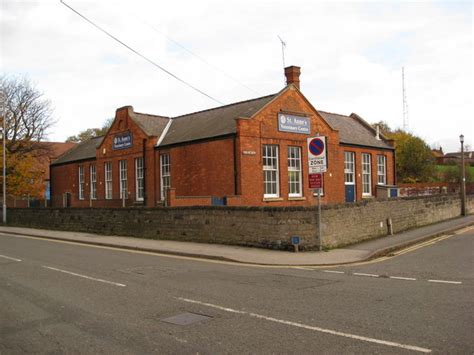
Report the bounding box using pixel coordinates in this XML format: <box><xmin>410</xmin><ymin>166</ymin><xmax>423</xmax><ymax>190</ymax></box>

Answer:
<box><xmin>160</xmin><ymin>154</ymin><xmax>170</xmax><ymax>201</ymax></box>
<box><xmin>119</xmin><ymin>160</ymin><xmax>128</xmax><ymax>199</ymax></box>
<box><xmin>135</xmin><ymin>157</ymin><xmax>144</xmax><ymax>201</ymax></box>
<box><xmin>90</xmin><ymin>165</ymin><xmax>97</xmax><ymax>200</ymax></box>
<box><xmin>78</xmin><ymin>166</ymin><xmax>84</xmax><ymax>200</ymax></box>
<box><xmin>377</xmin><ymin>155</ymin><xmax>386</xmax><ymax>185</ymax></box>
<box><xmin>287</xmin><ymin>146</ymin><xmax>302</xmax><ymax>197</ymax></box>
<box><xmin>344</xmin><ymin>152</ymin><xmax>355</xmax><ymax>184</ymax></box>
<box><xmin>263</xmin><ymin>145</ymin><xmax>279</xmax><ymax>198</ymax></box>
<box><xmin>105</xmin><ymin>162</ymin><xmax>112</xmax><ymax>200</ymax></box>
<box><xmin>362</xmin><ymin>153</ymin><xmax>372</xmax><ymax>196</ymax></box>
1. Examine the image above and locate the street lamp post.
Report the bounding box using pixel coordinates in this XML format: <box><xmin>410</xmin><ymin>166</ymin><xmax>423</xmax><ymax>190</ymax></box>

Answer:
<box><xmin>0</xmin><ymin>112</ymin><xmax>7</xmax><ymax>224</ymax></box>
<box><xmin>0</xmin><ymin>92</ymin><xmax>5</xmax><ymax>224</ymax></box>
<box><xmin>460</xmin><ymin>134</ymin><xmax>466</xmax><ymax>216</ymax></box>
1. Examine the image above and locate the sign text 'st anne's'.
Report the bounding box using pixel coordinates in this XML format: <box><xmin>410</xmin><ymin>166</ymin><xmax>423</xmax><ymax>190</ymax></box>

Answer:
<box><xmin>277</xmin><ymin>113</ymin><xmax>310</xmax><ymax>134</ymax></box>
<box><xmin>113</xmin><ymin>132</ymin><xmax>133</xmax><ymax>150</ymax></box>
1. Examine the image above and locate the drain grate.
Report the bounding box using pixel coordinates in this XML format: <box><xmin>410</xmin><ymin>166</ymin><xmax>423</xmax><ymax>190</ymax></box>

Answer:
<box><xmin>161</xmin><ymin>312</ymin><xmax>212</xmax><ymax>326</ymax></box>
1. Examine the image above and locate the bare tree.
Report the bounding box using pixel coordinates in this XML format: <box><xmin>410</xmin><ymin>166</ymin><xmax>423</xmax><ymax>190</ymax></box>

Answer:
<box><xmin>0</xmin><ymin>75</ymin><xmax>56</xmax><ymax>156</ymax></box>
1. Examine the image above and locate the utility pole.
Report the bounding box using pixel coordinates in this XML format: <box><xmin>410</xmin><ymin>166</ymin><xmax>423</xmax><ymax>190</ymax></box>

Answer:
<box><xmin>278</xmin><ymin>35</ymin><xmax>286</xmax><ymax>85</ymax></box>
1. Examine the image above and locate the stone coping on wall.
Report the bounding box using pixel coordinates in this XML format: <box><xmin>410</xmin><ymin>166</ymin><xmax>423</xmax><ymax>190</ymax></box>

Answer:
<box><xmin>21</xmin><ymin>192</ymin><xmax>465</xmax><ymax>212</ymax></box>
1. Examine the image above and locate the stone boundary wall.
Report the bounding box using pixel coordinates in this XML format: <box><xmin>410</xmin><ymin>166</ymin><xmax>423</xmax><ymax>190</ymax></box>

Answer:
<box><xmin>4</xmin><ymin>194</ymin><xmax>473</xmax><ymax>250</ymax></box>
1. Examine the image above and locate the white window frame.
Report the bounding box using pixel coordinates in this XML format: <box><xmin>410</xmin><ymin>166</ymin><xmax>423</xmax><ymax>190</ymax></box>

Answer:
<box><xmin>377</xmin><ymin>155</ymin><xmax>386</xmax><ymax>185</ymax></box>
<box><xmin>287</xmin><ymin>146</ymin><xmax>302</xmax><ymax>197</ymax></box>
<box><xmin>90</xmin><ymin>164</ymin><xmax>97</xmax><ymax>200</ymax></box>
<box><xmin>135</xmin><ymin>157</ymin><xmax>144</xmax><ymax>201</ymax></box>
<box><xmin>78</xmin><ymin>166</ymin><xmax>85</xmax><ymax>200</ymax></box>
<box><xmin>362</xmin><ymin>153</ymin><xmax>372</xmax><ymax>196</ymax></box>
<box><xmin>119</xmin><ymin>160</ymin><xmax>128</xmax><ymax>199</ymax></box>
<box><xmin>344</xmin><ymin>152</ymin><xmax>355</xmax><ymax>185</ymax></box>
<box><xmin>263</xmin><ymin>145</ymin><xmax>280</xmax><ymax>198</ymax></box>
<box><xmin>160</xmin><ymin>154</ymin><xmax>170</xmax><ymax>201</ymax></box>
<box><xmin>105</xmin><ymin>162</ymin><xmax>112</xmax><ymax>200</ymax></box>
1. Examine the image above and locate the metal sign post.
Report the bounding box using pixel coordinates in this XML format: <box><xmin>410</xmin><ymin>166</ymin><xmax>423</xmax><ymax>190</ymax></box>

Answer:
<box><xmin>307</xmin><ymin>136</ymin><xmax>327</xmax><ymax>251</ymax></box>
<box><xmin>318</xmin><ymin>189</ymin><xmax>322</xmax><ymax>251</ymax></box>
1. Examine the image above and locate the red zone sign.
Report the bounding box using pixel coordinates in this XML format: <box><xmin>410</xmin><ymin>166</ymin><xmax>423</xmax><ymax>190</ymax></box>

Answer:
<box><xmin>307</xmin><ymin>136</ymin><xmax>327</xmax><ymax>174</ymax></box>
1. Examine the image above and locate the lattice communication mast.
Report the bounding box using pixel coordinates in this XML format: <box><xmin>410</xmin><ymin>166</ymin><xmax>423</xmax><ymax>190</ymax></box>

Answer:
<box><xmin>402</xmin><ymin>67</ymin><xmax>409</xmax><ymax>131</ymax></box>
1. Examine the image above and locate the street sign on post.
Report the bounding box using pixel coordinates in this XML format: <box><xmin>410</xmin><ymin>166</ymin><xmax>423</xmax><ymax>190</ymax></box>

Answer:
<box><xmin>307</xmin><ymin>136</ymin><xmax>327</xmax><ymax>173</ymax></box>
<box><xmin>308</xmin><ymin>173</ymin><xmax>322</xmax><ymax>189</ymax></box>
<box><xmin>307</xmin><ymin>138</ymin><xmax>326</xmax><ymax>252</ymax></box>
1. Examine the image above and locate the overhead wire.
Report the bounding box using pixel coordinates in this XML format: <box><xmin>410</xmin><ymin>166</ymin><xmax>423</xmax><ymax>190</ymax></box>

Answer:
<box><xmin>139</xmin><ymin>19</ymin><xmax>261</xmax><ymax>96</ymax></box>
<box><xmin>59</xmin><ymin>0</ymin><xmax>224</xmax><ymax>105</ymax></box>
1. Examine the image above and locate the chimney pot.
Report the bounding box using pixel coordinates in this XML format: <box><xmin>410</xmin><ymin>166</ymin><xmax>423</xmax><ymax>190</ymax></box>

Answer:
<box><xmin>284</xmin><ymin>66</ymin><xmax>301</xmax><ymax>89</ymax></box>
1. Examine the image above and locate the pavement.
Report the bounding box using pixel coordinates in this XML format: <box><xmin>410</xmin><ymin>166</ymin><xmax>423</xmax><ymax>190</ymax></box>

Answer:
<box><xmin>0</xmin><ymin>214</ymin><xmax>473</xmax><ymax>266</ymax></box>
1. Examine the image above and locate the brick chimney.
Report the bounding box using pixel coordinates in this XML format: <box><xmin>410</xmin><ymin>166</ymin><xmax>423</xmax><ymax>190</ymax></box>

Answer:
<box><xmin>284</xmin><ymin>66</ymin><xmax>301</xmax><ymax>89</ymax></box>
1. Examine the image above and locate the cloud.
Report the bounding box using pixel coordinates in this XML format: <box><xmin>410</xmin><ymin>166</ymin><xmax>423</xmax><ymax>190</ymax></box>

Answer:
<box><xmin>1</xmin><ymin>0</ymin><xmax>471</xmax><ymax>152</ymax></box>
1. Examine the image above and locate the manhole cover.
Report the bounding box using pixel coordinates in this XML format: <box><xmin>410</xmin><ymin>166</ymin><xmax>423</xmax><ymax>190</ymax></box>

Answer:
<box><xmin>161</xmin><ymin>312</ymin><xmax>212</xmax><ymax>326</ymax></box>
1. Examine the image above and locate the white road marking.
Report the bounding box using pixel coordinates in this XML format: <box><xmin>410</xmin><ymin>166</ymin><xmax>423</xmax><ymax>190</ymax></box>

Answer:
<box><xmin>296</xmin><ymin>268</ymin><xmax>461</xmax><ymax>286</ymax></box>
<box><xmin>389</xmin><ymin>276</ymin><xmax>417</xmax><ymax>281</ymax></box>
<box><xmin>428</xmin><ymin>279</ymin><xmax>462</xmax><ymax>285</ymax></box>
<box><xmin>178</xmin><ymin>297</ymin><xmax>432</xmax><ymax>353</ymax></box>
<box><xmin>0</xmin><ymin>254</ymin><xmax>22</xmax><ymax>262</ymax></box>
<box><xmin>42</xmin><ymin>266</ymin><xmax>126</xmax><ymax>287</ymax></box>
<box><xmin>293</xmin><ymin>266</ymin><xmax>315</xmax><ymax>270</ymax></box>
<box><xmin>353</xmin><ymin>272</ymin><xmax>379</xmax><ymax>278</ymax></box>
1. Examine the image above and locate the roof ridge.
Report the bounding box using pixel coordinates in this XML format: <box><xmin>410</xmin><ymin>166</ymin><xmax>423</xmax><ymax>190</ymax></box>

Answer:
<box><xmin>172</xmin><ymin>93</ymin><xmax>277</xmax><ymax>120</ymax></box>
<box><xmin>133</xmin><ymin>111</ymin><xmax>170</xmax><ymax>119</ymax></box>
<box><xmin>318</xmin><ymin>110</ymin><xmax>350</xmax><ymax>118</ymax></box>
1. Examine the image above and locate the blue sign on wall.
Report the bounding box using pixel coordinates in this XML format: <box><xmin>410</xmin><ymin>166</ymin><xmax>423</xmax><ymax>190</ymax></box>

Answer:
<box><xmin>291</xmin><ymin>236</ymin><xmax>300</xmax><ymax>245</ymax></box>
<box><xmin>113</xmin><ymin>132</ymin><xmax>133</xmax><ymax>150</ymax></box>
<box><xmin>278</xmin><ymin>113</ymin><xmax>311</xmax><ymax>134</ymax></box>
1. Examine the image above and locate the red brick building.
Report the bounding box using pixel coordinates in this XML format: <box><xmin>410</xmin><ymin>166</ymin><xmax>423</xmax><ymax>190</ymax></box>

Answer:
<box><xmin>50</xmin><ymin>66</ymin><xmax>395</xmax><ymax>207</ymax></box>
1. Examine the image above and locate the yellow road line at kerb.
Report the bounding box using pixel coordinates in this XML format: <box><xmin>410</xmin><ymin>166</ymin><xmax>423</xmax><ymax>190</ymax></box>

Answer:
<box><xmin>391</xmin><ymin>234</ymin><xmax>455</xmax><ymax>257</ymax></box>
<box><xmin>1</xmin><ymin>225</ymin><xmax>471</xmax><ymax>270</ymax></box>
<box><xmin>0</xmin><ymin>233</ymin><xmax>284</xmax><ymax>269</ymax></box>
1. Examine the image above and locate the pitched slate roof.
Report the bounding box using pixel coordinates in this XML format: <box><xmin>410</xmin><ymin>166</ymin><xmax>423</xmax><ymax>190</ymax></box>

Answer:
<box><xmin>51</xmin><ymin>136</ymin><xmax>104</xmax><ymax>166</ymax></box>
<box><xmin>130</xmin><ymin>111</ymin><xmax>170</xmax><ymax>137</ymax></box>
<box><xmin>160</xmin><ymin>94</ymin><xmax>277</xmax><ymax>146</ymax></box>
<box><xmin>319</xmin><ymin>111</ymin><xmax>393</xmax><ymax>149</ymax></box>
<box><xmin>51</xmin><ymin>91</ymin><xmax>394</xmax><ymax>165</ymax></box>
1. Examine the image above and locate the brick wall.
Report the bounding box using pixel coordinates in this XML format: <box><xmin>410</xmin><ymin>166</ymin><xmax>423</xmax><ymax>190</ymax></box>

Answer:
<box><xmin>235</xmin><ymin>86</ymin><xmax>344</xmax><ymax>206</ymax></box>
<box><xmin>5</xmin><ymin>194</ymin><xmax>472</xmax><ymax>250</ymax></box>
<box><xmin>160</xmin><ymin>137</ymin><xmax>236</xmax><ymax>199</ymax></box>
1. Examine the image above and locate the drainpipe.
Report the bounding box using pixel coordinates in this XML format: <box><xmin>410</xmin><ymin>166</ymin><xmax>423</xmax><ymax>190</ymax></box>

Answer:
<box><xmin>142</xmin><ymin>138</ymin><xmax>146</xmax><ymax>206</ymax></box>
<box><xmin>233</xmin><ymin>135</ymin><xmax>238</xmax><ymax>195</ymax></box>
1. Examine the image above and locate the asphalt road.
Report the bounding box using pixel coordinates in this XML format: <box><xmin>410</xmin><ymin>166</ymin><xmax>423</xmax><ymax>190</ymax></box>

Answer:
<box><xmin>0</xmin><ymin>227</ymin><xmax>473</xmax><ymax>354</ymax></box>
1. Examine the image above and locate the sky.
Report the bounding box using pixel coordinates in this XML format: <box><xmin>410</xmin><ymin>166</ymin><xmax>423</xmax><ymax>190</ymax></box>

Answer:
<box><xmin>1</xmin><ymin>0</ymin><xmax>472</xmax><ymax>152</ymax></box>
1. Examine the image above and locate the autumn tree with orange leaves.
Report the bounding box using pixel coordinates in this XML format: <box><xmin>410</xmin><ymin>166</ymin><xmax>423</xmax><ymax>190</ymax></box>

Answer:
<box><xmin>0</xmin><ymin>75</ymin><xmax>56</xmax><ymax>199</ymax></box>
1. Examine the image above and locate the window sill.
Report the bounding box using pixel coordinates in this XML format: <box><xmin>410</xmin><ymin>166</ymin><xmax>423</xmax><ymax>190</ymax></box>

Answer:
<box><xmin>362</xmin><ymin>195</ymin><xmax>374</xmax><ymax>199</ymax></box>
<box><xmin>288</xmin><ymin>196</ymin><xmax>306</xmax><ymax>201</ymax></box>
<box><xmin>263</xmin><ymin>197</ymin><xmax>284</xmax><ymax>202</ymax></box>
